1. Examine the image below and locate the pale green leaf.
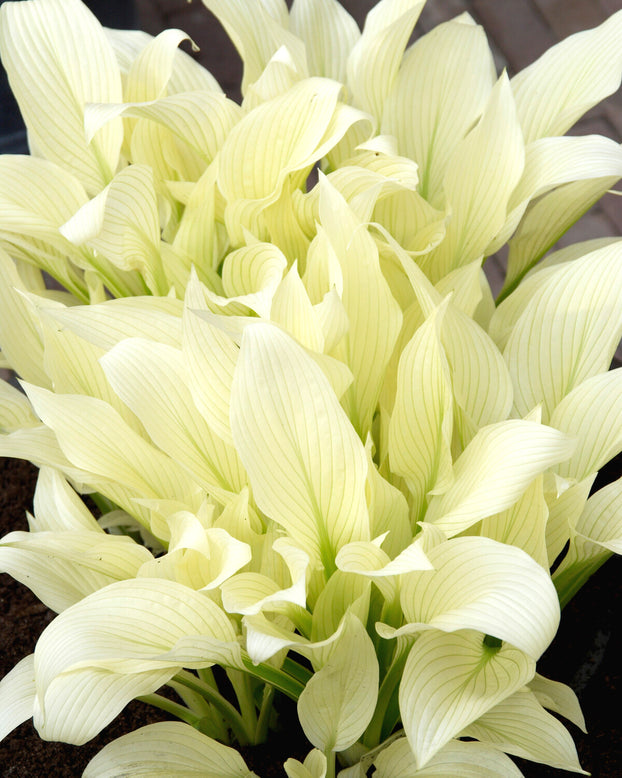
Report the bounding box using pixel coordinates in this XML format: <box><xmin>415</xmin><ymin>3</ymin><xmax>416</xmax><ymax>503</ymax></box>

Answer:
<box><xmin>201</xmin><ymin>0</ymin><xmax>306</xmax><ymax>95</ymax></box>
<box><xmin>425</xmin><ymin>419</ymin><xmax>574</xmax><ymax>537</ymax></box>
<box><xmin>389</xmin><ymin>300</ymin><xmax>453</xmax><ymax>523</ymax></box>
<box><xmin>502</xmin><ymin>176</ymin><xmax>620</xmax><ymax>298</ymax></box>
<box><xmin>33</xmin><ymin>578</ymin><xmax>241</xmax><ymax>743</ymax></box>
<box><xmin>23</xmin><ymin>384</ymin><xmax>202</xmax><ymax>510</ymax></box>
<box><xmin>285</xmin><ymin>748</ymin><xmax>327</xmax><ymax>778</ymax></box>
<box><xmin>101</xmin><ymin>338</ymin><xmax>246</xmax><ymax>501</ymax></box>
<box><xmin>0</xmin><ymin>530</ymin><xmax>153</xmax><ymax>612</ymax></box>
<box><xmin>481</xmin><ymin>475</ymin><xmax>549</xmax><ymax>568</ymax></box>
<box><xmin>0</xmin><ymin>0</ymin><xmax>122</xmax><ymax>193</ymax></box>
<box><xmin>230</xmin><ymin>322</ymin><xmax>369</xmax><ymax>569</ymax></box>
<box><xmin>373</xmin><ymin>736</ymin><xmax>523</xmax><ymax>777</ymax></box>
<box><xmin>0</xmin><ymin>654</ymin><xmax>35</xmax><ymax>741</ymax></box>
<box><xmin>290</xmin><ymin>0</ymin><xmax>359</xmax><ymax>83</ymax></box>
<box><xmin>382</xmin><ymin>17</ymin><xmax>495</xmax><ymax>207</ymax></box>
<box><xmin>462</xmin><ymin>688</ymin><xmax>587</xmax><ymax>774</ymax></box>
<box><xmin>420</xmin><ymin>73</ymin><xmax>524</xmax><ymax>282</ymax></box>
<box><xmin>503</xmin><ymin>242</ymin><xmax>622</xmax><ymax>420</ymax></box>
<box><xmin>0</xmin><ymin>378</ymin><xmax>38</xmax><ymax>432</ymax></box>
<box><xmin>298</xmin><ymin>613</ymin><xmax>378</xmax><ymax>752</ymax></box>
<box><xmin>399</xmin><ymin>629</ymin><xmax>534</xmax><ymax>768</ymax></box>
<box><xmin>347</xmin><ymin>0</ymin><xmax>425</xmax><ymax>120</ymax></box>
<box><xmin>84</xmin><ymin>722</ymin><xmax>256</xmax><ymax>777</ymax></box>
<box><xmin>318</xmin><ymin>177</ymin><xmax>402</xmax><ymax>438</ymax></box>
<box><xmin>528</xmin><ymin>673</ymin><xmax>586</xmax><ymax>733</ymax></box>
<box><xmin>30</xmin><ymin>467</ymin><xmax>100</xmax><ymax>533</ymax></box>
<box><xmin>550</xmin><ymin>368</ymin><xmax>622</xmax><ymax>481</ymax></box>
<box><xmin>388</xmin><ymin>536</ymin><xmax>560</xmax><ymax>659</ymax></box>
<box><xmin>511</xmin><ymin>10</ymin><xmax>622</xmax><ymax>143</ymax></box>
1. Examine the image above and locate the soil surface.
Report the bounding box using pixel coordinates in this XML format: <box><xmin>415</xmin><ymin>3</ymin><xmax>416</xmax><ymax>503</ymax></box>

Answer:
<box><xmin>1</xmin><ymin>456</ymin><xmax>620</xmax><ymax>777</ymax></box>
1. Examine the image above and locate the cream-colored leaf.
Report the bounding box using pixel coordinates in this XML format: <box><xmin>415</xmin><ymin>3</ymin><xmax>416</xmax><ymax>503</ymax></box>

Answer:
<box><xmin>462</xmin><ymin>688</ymin><xmax>587</xmax><ymax>774</ymax></box>
<box><xmin>33</xmin><ymin>578</ymin><xmax>241</xmax><ymax>744</ymax></box>
<box><xmin>30</xmin><ymin>467</ymin><xmax>100</xmax><ymax>533</ymax></box>
<box><xmin>318</xmin><ymin>177</ymin><xmax>402</xmax><ymax>438</ymax></box>
<box><xmin>389</xmin><ymin>300</ymin><xmax>453</xmax><ymax>523</ymax></box>
<box><xmin>230</xmin><ymin>322</ymin><xmax>369</xmax><ymax>569</ymax></box>
<box><xmin>399</xmin><ymin>629</ymin><xmax>534</xmax><ymax>768</ymax></box>
<box><xmin>480</xmin><ymin>475</ymin><xmax>549</xmax><ymax>569</ymax></box>
<box><xmin>0</xmin><ymin>655</ymin><xmax>35</xmax><ymax>741</ymax></box>
<box><xmin>0</xmin><ymin>530</ymin><xmax>153</xmax><ymax>612</ymax></box>
<box><xmin>504</xmin><ymin>242</ymin><xmax>622</xmax><ymax>420</ymax></box>
<box><xmin>420</xmin><ymin>73</ymin><xmax>524</xmax><ymax>282</ymax></box>
<box><xmin>23</xmin><ymin>383</ymin><xmax>202</xmax><ymax>510</ymax></box>
<box><xmin>426</xmin><ymin>419</ymin><xmax>574</xmax><ymax>537</ymax></box>
<box><xmin>84</xmin><ymin>722</ymin><xmax>256</xmax><ymax>777</ymax></box>
<box><xmin>298</xmin><ymin>613</ymin><xmax>378</xmax><ymax>752</ymax></box>
<box><xmin>290</xmin><ymin>0</ymin><xmax>359</xmax><ymax>83</ymax></box>
<box><xmin>101</xmin><ymin>338</ymin><xmax>246</xmax><ymax>501</ymax></box>
<box><xmin>550</xmin><ymin>368</ymin><xmax>622</xmax><ymax>481</ymax></box>
<box><xmin>382</xmin><ymin>17</ymin><xmax>495</xmax><ymax>207</ymax></box>
<box><xmin>347</xmin><ymin>0</ymin><xmax>425</xmax><ymax>120</ymax></box>
<box><xmin>0</xmin><ymin>378</ymin><xmax>38</xmax><ymax>432</ymax></box>
<box><xmin>392</xmin><ymin>536</ymin><xmax>560</xmax><ymax>659</ymax></box>
<box><xmin>0</xmin><ymin>0</ymin><xmax>122</xmax><ymax>193</ymax></box>
<box><xmin>201</xmin><ymin>0</ymin><xmax>306</xmax><ymax>95</ymax></box>
<box><xmin>528</xmin><ymin>673</ymin><xmax>586</xmax><ymax>733</ymax></box>
<box><xmin>373</xmin><ymin>736</ymin><xmax>523</xmax><ymax>777</ymax></box>
<box><xmin>285</xmin><ymin>748</ymin><xmax>327</xmax><ymax>778</ymax></box>
<box><xmin>511</xmin><ymin>10</ymin><xmax>622</xmax><ymax>143</ymax></box>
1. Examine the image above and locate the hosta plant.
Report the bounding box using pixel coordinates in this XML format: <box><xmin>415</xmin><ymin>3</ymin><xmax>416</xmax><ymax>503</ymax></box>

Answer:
<box><xmin>1</xmin><ymin>0</ymin><xmax>622</xmax><ymax>775</ymax></box>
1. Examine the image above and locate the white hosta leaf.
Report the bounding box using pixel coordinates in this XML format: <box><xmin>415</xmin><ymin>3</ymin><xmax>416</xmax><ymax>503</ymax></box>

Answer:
<box><xmin>318</xmin><ymin>177</ymin><xmax>402</xmax><ymax>438</ymax></box>
<box><xmin>183</xmin><ymin>291</ymin><xmax>238</xmax><ymax>447</ymax></box>
<box><xmin>373</xmin><ymin>736</ymin><xmax>523</xmax><ymax>777</ymax></box>
<box><xmin>231</xmin><ymin>322</ymin><xmax>369</xmax><ymax>568</ymax></box>
<box><xmin>0</xmin><ymin>378</ymin><xmax>39</xmax><ymax>432</ymax></box>
<box><xmin>462</xmin><ymin>688</ymin><xmax>587</xmax><ymax>774</ymax></box>
<box><xmin>550</xmin><ymin>368</ymin><xmax>622</xmax><ymax>481</ymax></box>
<box><xmin>201</xmin><ymin>0</ymin><xmax>306</xmax><ymax>95</ymax></box>
<box><xmin>420</xmin><ymin>73</ymin><xmax>524</xmax><ymax>282</ymax></box>
<box><xmin>382</xmin><ymin>17</ymin><xmax>495</xmax><ymax>207</ymax></box>
<box><xmin>124</xmin><ymin>29</ymin><xmax>197</xmax><ymax>103</ymax></box>
<box><xmin>511</xmin><ymin>10</ymin><xmax>622</xmax><ymax>143</ymax></box>
<box><xmin>33</xmin><ymin>578</ymin><xmax>241</xmax><ymax>744</ymax></box>
<box><xmin>298</xmin><ymin>613</ymin><xmax>378</xmax><ymax>753</ymax></box>
<box><xmin>0</xmin><ymin>248</ymin><xmax>50</xmax><ymax>387</ymax></box>
<box><xmin>504</xmin><ymin>242</ymin><xmax>622</xmax><ymax>421</ymax></box>
<box><xmin>0</xmin><ymin>425</ymin><xmax>89</xmax><ymax>486</ymax></box>
<box><xmin>399</xmin><ymin>629</ymin><xmax>535</xmax><ymax>768</ymax></box>
<box><xmin>0</xmin><ymin>654</ymin><xmax>36</xmax><ymax>741</ymax></box>
<box><xmin>529</xmin><ymin>674</ymin><xmax>586</xmax><ymax>733</ymax></box>
<box><xmin>31</xmin><ymin>467</ymin><xmax>102</xmax><ymax>533</ymax></box>
<box><xmin>386</xmin><ymin>536</ymin><xmax>560</xmax><ymax>659</ymax></box>
<box><xmin>45</xmin><ymin>295</ymin><xmax>183</xmax><ymax>351</ymax></box>
<box><xmin>271</xmin><ymin>261</ymin><xmax>325</xmax><ymax>352</ymax></box>
<box><xmin>554</xmin><ymin>477</ymin><xmax>622</xmax><ymax>603</ymax></box>
<box><xmin>290</xmin><ymin>0</ymin><xmax>359</xmax><ymax>83</ymax></box>
<box><xmin>60</xmin><ymin>164</ymin><xmax>166</xmax><ymax>295</ymax></box>
<box><xmin>385</xmin><ymin>234</ymin><xmax>513</xmax><ymax>435</ymax></box>
<box><xmin>0</xmin><ymin>0</ymin><xmax>122</xmax><ymax>193</ymax></box>
<box><xmin>0</xmin><ymin>530</ymin><xmax>153</xmax><ymax>612</ymax></box>
<box><xmin>221</xmin><ymin>537</ymin><xmax>309</xmax><ymax>615</ymax></box>
<box><xmin>503</xmin><ymin>175</ymin><xmax>620</xmax><ymax>298</ymax></box>
<box><xmin>218</xmin><ymin>78</ymin><xmax>348</xmax><ymax>245</ymax></box>
<box><xmin>85</xmin><ymin>91</ymin><xmax>241</xmax><ymax>167</ymax></box>
<box><xmin>365</xmin><ymin>444</ymin><xmax>412</xmax><ymax>559</ymax></box>
<box><xmin>23</xmin><ymin>384</ymin><xmax>201</xmax><ymax>511</ymax></box>
<box><xmin>425</xmin><ymin>419</ymin><xmax>575</xmax><ymax>537</ymax></box>
<box><xmin>285</xmin><ymin>748</ymin><xmax>327</xmax><ymax>778</ymax></box>
<box><xmin>545</xmin><ymin>475</ymin><xmax>595</xmax><ymax>568</ymax></box>
<box><xmin>480</xmin><ymin>474</ymin><xmax>549</xmax><ymax>569</ymax></box>
<box><xmin>389</xmin><ymin>300</ymin><xmax>453</xmax><ymax>522</ymax></box>
<box><xmin>347</xmin><ymin>0</ymin><xmax>425</xmax><ymax>120</ymax></box>
<box><xmin>83</xmin><ymin>722</ymin><xmax>255</xmax><ymax>777</ymax></box>
<box><xmin>101</xmin><ymin>338</ymin><xmax>246</xmax><ymax>501</ymax></box>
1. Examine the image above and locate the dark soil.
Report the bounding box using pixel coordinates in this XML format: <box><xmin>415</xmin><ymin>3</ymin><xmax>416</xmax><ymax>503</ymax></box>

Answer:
<box><xmin>1</xmin><ymin>456</ymin><xmax>620</xmax><ymax>777</ymax></box>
